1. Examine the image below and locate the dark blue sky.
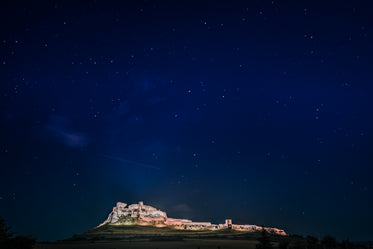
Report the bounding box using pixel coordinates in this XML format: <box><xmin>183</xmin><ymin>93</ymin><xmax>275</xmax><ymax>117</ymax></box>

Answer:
<box><xmin>0</xmin><ymin>0</ymin><xmax>372</xmax><ymax>242</ymax></box>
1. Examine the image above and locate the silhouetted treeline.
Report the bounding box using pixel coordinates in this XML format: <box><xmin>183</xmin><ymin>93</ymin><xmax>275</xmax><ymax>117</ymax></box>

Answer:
<box><xmin>257</xmin><ymin>228</ymin><xmax>274</xmax><ymax>249</ymax></box>
<box><xmin>0</xmin><ymin>217</ymin><xmax>36</xmax><ymax>249</ymax></box>
<box><xmin>256</xmin><ymin>229</ymin><xmax>372</xmax><ymax>249</ymax></box>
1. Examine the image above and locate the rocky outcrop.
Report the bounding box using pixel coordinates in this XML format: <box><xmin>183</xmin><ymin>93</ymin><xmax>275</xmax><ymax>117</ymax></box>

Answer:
<box><xmin>99</xmin><ymin>201</ymin><xmax>167</xmax><ymax>226</ymax></box>
<box><xmin>98</xmin><ymin>201</ymin><xmax>286</xmax><ymax>236</ymax></box>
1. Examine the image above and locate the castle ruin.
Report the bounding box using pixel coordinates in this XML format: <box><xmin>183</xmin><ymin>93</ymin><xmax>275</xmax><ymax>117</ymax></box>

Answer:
<box><xmin>99</xmin><ymin>201</ymin><xmax>286</xmax><ymax>236</ymax></box>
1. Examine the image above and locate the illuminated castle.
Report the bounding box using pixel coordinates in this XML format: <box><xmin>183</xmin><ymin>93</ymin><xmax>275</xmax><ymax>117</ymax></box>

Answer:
<box><xmin>99</xmin><ymin>201</ymin><xmax>286</xmax><ymax>236</ymax></box>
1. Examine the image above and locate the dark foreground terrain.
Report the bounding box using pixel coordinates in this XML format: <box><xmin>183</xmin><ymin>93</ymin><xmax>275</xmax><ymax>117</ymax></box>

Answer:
<box><xmin>35</xmin><ymin>224</ymin><xmax>278</xmax><ymax>249</ymax></box>
<box><xmin>36</xmin><ymin>239</ymin><xmax>258</xmax><ymax>249</ymax></box>
<box><xmin>34</xmin><ymin>225</ymin><xmax>372</xmax><ymax>249</ymax></box>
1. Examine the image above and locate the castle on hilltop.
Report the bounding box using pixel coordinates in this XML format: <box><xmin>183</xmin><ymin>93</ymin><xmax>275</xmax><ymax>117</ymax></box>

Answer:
<box><xmin>98</xmin><ymin>201</ymin><xmax>286</xmax><ymax>236</ymax></box>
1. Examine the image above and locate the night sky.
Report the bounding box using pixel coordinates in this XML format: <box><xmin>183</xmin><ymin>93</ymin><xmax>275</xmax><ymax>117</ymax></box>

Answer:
<box><xmin>1</xmin><ymin>0</ymin><xmax>373</xmax><ymax>242</ymax></box>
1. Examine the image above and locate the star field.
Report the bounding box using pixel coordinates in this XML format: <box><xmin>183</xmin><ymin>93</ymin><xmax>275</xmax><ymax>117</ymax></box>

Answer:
<box><xmin>0</xmin><ymin>0</ymin><xmax>373</xmax><ymax>241</ymax></box>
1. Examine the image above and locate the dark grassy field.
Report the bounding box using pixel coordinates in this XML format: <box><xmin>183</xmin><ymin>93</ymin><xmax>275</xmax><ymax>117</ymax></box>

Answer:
<box><xmin>36</xmin><ymin>239</ymin><xmax>258</xmax><ymax>249</ymax></box>
<box><xmin>33</xmin><ymin>225</ymin><xmax>372</xmax><ymax>249</ymax></box>
<box><xmin>35</xmin><ymin>225</ymin><xmax>280</xmax><ymax>249</ymax></box>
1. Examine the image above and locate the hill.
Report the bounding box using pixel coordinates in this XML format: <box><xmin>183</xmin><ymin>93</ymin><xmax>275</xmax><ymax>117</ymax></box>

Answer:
<box><xmin>36</xmin><ymin>224</ymin><xmax>285</xmax><ymax>249</ymax></box>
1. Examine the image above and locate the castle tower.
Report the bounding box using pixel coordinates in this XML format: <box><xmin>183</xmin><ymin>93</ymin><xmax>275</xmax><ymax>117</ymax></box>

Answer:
<box><xmin>138</xmin><ymin>201</ymin><xmax>143</xmax><ymax>211</ymax></box>
<box><xmin>225</xmin><ymin>219</ymin><xmax>232</xmax><ymax>229</ymax></box>
<box><xmin>136</xmin><ymin>201</ymin><xmax>144</xmax><ymax>217</ymax></box>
